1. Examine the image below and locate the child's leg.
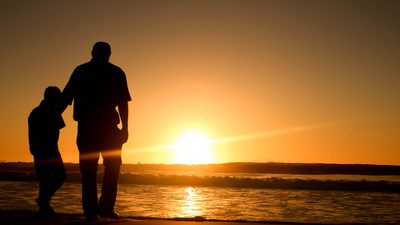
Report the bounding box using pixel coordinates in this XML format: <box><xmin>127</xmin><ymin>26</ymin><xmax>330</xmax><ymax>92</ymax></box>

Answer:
<box><xmin>34</xmin><ymin>158</ymin><xmax>53</xmax><ymax>202</ymax></box>
<box><xmin>49</xmin><ymin>155</ymin><xmax>66</xmax><ymax>197</ymax></box>
<box><xmin>34</xmin><ymin>157</ymin><xmax>55</xmax><ymax>217</ymax></box>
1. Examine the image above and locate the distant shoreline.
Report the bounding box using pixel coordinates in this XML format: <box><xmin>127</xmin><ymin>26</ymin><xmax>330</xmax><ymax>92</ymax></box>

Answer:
<box><xmin>2</xmin><ymin>162</ymin><xmax>400</xmax><ymax>175</ymax></box>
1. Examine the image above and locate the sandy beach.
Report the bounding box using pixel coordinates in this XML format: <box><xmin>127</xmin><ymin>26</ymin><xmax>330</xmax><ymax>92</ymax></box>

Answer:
<box><xmin>0</xmin><ymin>210</ymin><xmax>328</xmax><ymax>225</ymax></box>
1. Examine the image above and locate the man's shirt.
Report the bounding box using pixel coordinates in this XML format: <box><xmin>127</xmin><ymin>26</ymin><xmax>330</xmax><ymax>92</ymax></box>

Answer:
<box><xmin>62</xmin><ymin>60</ymin><xmax>131</xmax><ymax>126</ymax></box>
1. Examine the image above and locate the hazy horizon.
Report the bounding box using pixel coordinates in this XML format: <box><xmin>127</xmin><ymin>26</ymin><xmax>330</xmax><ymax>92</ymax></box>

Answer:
<box><xmin>2</xmin><ymin>160</ymin><xmax>400</xmax><ymax>167</ymax></box>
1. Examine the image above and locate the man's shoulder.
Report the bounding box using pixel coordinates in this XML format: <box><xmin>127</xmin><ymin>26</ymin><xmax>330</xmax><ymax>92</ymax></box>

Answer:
<box><xmin>107</xmin><ymin>62</ymin><xmax>125</xmax><ymax>73</ymax></box>
<box><xmin>74</xmin><ymin>61</ymin><xmax>124</xmax><ymax>73</ymax></box>
<box><xmin>74</xmin><ymin>61</ymin><xmax>92</xmax><ymax>70</ymax></box>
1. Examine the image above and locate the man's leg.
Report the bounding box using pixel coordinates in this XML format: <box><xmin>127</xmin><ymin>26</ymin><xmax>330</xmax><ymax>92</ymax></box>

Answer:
<box><xmin>79</xmin><ymin>151</ymin><xmax>100</xmax><ymax>219</ymax></box>
<box><xmin>99</xmin><ymin>148</ymin><xmax>121</xmax><ymax>218</ymax></box>
<box><xmin>77</xmin><ymin>121</ymin><xmax>102</xmax><ymax>221</ymax></box>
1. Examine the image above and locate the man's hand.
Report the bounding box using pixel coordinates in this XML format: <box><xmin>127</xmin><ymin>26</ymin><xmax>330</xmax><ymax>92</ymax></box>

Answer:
<box><xmin>120</xmin><ymin>127</ymin><xmax>129</xmax><ymax>144</ymax></box>
<box><xmin>117</xmin><ymin>101</ymin><xmax>129</xmax><ymax>144</ymax></box>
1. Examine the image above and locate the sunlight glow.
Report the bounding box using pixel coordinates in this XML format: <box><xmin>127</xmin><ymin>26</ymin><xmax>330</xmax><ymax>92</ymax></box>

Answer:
<box><xmin>173</xmin><ymin>131</ymin><xmax>212</xmax><ymax>165</ymax></box>
<box><xmin>209</xmin><ymin>122</ymin><xmax>340</xmax><ymax>145</ymax></box>
<box><xmin>124</xmin><ymin>122</ymin><xmax>341</xmax><ymax>164</ymax></box>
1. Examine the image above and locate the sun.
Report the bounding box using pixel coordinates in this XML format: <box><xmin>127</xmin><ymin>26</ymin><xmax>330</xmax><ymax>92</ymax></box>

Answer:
<box><xmin>173</xmin><ymin>130</ymin><xmax>212</xmax><ymax>164</ymax></box>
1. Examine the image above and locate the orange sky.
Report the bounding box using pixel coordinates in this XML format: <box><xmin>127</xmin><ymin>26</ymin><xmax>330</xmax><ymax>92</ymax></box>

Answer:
<box><xmin>1</xmin><ymin>1</ymin><xmax>399</xmax><ymax>165</ymax></box>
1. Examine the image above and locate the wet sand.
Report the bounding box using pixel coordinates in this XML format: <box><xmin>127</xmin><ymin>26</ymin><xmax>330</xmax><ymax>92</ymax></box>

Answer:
<box><xmin>0</xmin><ymin>210</ymin><xmax>328</xmax><ymax>225</ymax></box>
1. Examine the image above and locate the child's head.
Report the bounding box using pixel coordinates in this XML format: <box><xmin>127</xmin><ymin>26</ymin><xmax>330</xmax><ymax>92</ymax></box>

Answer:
<box><xmin>44</xmin><ymin>86</ymin><xmax>61</xmax><ymax>103</ymax></box>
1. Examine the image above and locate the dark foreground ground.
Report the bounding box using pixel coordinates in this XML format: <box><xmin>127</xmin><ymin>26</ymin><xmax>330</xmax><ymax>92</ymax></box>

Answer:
<box><xmin>0</xmin><ymin>210</ymin><xmax>331</xmax><ymax>225</ymax></box>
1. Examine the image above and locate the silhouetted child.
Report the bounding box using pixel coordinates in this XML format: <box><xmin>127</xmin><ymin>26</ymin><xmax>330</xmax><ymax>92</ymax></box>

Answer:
<box><xmin>28</xmin><ymin>86</ymin><xmax>67</xmax><ymax>217</ymax></box>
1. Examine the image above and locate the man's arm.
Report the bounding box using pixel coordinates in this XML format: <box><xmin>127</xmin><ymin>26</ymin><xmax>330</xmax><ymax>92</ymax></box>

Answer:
<box><xmin>55</xmin><ymin>97</ymin><xmax>70</xmax><ymax>119</ymax></box>
<box><xmin>118</xmin><ymin>101</ymin><xmax>129</xmax><ymax>143</ymax></box>
<box><xmin>55</xmin><ymin>70</ymin><xmax>77</xmax><ymax>118</ymax></box>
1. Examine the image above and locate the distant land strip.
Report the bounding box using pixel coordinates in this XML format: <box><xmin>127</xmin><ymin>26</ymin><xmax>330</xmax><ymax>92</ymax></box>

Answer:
<box><xmin>1</xmin><ymin>162</ymin><xmax>400</xmax><ymax>175</ymax></box>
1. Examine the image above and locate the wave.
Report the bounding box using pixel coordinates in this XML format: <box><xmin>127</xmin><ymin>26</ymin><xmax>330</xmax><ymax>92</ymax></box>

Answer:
<box><xmin>1</xmin><ymin>172</ymin><xmax>399</xmax><ymax>193</ymax></box>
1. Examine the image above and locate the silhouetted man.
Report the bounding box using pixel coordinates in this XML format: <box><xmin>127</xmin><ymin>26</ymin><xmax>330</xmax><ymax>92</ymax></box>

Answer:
<box><xmin>28</xmin><ymin>86</ymin><xmax>67</xmax><ymax>218</ymax></box>
<box><xmin>57</xmin><ymin>42</ymin><xmax>131</xmax><ymax>222</ymax></box>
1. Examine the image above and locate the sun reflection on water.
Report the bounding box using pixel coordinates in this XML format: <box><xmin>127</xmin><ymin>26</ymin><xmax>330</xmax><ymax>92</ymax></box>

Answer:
<box><xmin>179</xmin><ymin>187</ymin><xmax>202</xmax><ymax>218</ymax></box>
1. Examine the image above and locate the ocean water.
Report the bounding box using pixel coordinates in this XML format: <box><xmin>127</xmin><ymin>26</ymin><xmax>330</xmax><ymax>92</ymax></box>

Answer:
<box><xmin>1</xmin><ymin>173</ymin><xmax>400</xmax><ymax>225</ymax></box>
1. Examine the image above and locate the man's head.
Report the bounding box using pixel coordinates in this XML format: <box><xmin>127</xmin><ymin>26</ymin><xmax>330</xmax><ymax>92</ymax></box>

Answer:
<box><xmin>91</xmin><ymin>42</ymin><xmax>111</xmax><ymax>62</ymax></box>
<box><xmin>44</xmin><ymin>86</ymin><xmax>61</xmax><ymax>104</ymax></box>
